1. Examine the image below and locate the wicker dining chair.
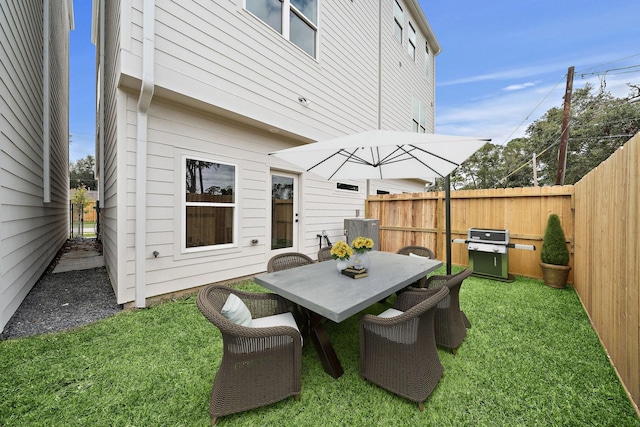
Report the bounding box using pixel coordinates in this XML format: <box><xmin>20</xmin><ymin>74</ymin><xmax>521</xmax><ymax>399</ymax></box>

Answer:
<box><xmin>411</xmin><ymin>268</ymin><xmax>473</xmax><ymax>354</ymax></box>
<box><xmin>196</xmin><ymin>285</ymin><xmax>302</xmax><ymax>424</ymax></box>
<box><xmin>359</xmin><ymin>286</ymin><xmax>449</xmax><ymax>411</ymax></box>
<box><xmin>267</xmin><ymin>252</ymin><xmax>315</xmax><ymax>272</ymax></box>
<box><xmin>396</xmin><ymin>245</ymin><xmax>436</xmax><ymax>288</ymax></box>
<box><xmin>317</xmin><ymin>246</ymin><xmax>333</xmax><ymax>262</ymax></box>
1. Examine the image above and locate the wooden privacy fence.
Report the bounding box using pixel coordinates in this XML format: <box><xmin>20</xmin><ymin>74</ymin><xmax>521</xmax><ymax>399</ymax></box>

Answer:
<box><xmin>366</xmin><ymin>186</ymin><xmax>575</xmax><ymax>281</ymax></box>
<box><xmin>573</xmin><ymin>133</ymin><xmax>639</xmax><ymax>413</ymax></box>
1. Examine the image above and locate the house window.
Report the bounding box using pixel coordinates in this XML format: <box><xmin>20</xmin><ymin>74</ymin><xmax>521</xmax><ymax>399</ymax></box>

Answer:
<box><xmin>246</xmin><ymin>0</ymin><xmax>318</xmax><ymax>58</ymax></box>
<box><xmin>337</xmin><ymin>183</ymin><xmax>359</xmax><ymax>192</ymax></box>
<box><xmin>184</xmin><ymin>157</ymin><xmax>237</xmax><ymax>249</ymax></box>
<box><xmin>377</xmin><ymin>190</ymin><xmax>390</xmax><ymax>195</ymax></box>
<box><xmin>393</xmin><ymin>0</ymin><xmax>403</xmax><ymax>43</ymax></box>
<box><xmin>425</xmin><ymin>42</ymin><xmax>430</xmax><ymax>79</ymax></box>
<box><xmin>412</xmin><ymin>97</ymin><xmax>427</xmax><ymax>133</ymax></box>
<box><xmin>408</xmin><ymin>22</ymin><xmax>416</xmax><ymax>60</ymax></box>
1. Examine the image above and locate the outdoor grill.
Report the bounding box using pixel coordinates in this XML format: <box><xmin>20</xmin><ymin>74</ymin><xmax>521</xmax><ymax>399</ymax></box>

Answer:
<box><xmin>453</xmin><ymin>228</ymin><xmax>535</xmax><ymax>282</ymax></box>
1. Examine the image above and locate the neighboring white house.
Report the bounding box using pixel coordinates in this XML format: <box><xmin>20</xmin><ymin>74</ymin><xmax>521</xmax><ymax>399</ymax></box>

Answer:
<box><xmin>92</xmin><ymin>0</ymin><xmax>441</xmax><ymax>307</ymax></box>
<box><xmin>0</xmin><ymin>0</ymin><xmax>74</xmax><ymax>332</ymax></box>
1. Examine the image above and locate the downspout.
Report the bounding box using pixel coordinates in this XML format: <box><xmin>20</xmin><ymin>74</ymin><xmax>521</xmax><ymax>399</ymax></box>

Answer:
<box><xmin>43</xmin><ymin>0</ymin><xmax>51</xmax><ymax>203</ymax></box>
<box><xmin>369</xmin><ymin>0</ymin><xmax>384</xmax><ymax>198</ymax></box>
<box><xmin>135</xmin><ymin>0</ymin><xmax>155</xmax><ymax>307</ymax></box>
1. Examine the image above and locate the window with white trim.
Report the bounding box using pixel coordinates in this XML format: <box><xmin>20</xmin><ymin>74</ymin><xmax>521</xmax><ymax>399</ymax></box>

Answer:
<box><xmin>408</xmin><ymin>22</ymin><xmax>416</xmax><ymax>60</ymax></box>
<box><xmin>425</xmin><ymin>42</ymin><xmax>430</xmax><ymax>79</ymax></box>
<box><xmin>412</xmin><ymin>97</ymin><xmax>427</xmax><ymax>133</ymax></box>
<box><xmin>184</xmin><ymin>157</ymin><xmax>237</xmax><ymax>250</ymax></box>
<box><xmin>393</xmin><ymin>0</ymin><xmax>403</xmax><ymax>43</ymax></box>
<box><xmin>246</xmin><ymin>0</ymin><xmax>318</xmax><ymax>58</ymax></box>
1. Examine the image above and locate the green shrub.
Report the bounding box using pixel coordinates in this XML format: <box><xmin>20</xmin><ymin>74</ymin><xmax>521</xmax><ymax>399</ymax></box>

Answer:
<box><xmin>541</xmin><ymin>214</ymin><xmax>570</xmax><ymax>265</ymax></box>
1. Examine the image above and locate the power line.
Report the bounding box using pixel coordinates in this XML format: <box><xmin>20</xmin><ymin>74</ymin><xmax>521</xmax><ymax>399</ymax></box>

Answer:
<box><xmin>500</xmin><ymin>76</ymin><xmax>566</xmax><ymax>145</ymax></box>
<box><xmin>576</xmin><ymin>53</ymin><xmax>640</xmax><ymax>74</ymax></box>
<box><xmin>579</xmin><ymin>64</ymin><xmax>640</xmax><ymax>78</ymax></box>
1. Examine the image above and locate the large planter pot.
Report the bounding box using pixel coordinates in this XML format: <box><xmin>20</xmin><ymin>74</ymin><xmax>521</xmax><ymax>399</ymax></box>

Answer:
<box><xmin>540</xmin><ymin>262</ymin><xmax>571</xmax><ymax>288</ymax></box>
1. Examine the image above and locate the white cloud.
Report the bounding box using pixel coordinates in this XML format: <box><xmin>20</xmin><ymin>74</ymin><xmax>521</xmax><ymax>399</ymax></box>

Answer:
<box><xmin>503</xmin><ymin>82</ymin><xmax>536</xmax><ymax>91</ymax></box>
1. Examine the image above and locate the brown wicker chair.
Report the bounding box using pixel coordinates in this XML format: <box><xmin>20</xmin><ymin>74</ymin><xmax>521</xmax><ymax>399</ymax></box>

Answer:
<box><xmin>317</xmin><ymin>246</ymin><xmax>333</xmax><ymax>262</ymax></box>
<box><xmin>267</xmin><ymin>252</ymin><xmax>314</xmax><ymax>272</ymax></box>
<box><xmin>396</xmin><ymin>245</ymin><xmax>436</xmax><ymax>288</ymax></box>
<box><xmin>411</xmin><ymin>268</ymin><xmax>473</xmax><ymax>354</ymax></box>
<box><xmin>196</xmin><ymin>285</ymin><xmax>302</xmax><ymax>424</ymax></box>
<box><xmin>359</xmin><ymin>286</ymin><xmax>449</xmax><ymax>411</ymax></box>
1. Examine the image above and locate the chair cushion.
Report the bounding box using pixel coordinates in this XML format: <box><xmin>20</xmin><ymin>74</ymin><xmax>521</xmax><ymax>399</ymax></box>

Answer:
<box><xmin>378</xmin><ymin>308</ymin><xmax>404</xmax><ymax>318</ymax></box>
<box><xmin>409</xmin><ymin>252</ymin><xmax>430</xmax><ymax>259</ymax></box>
<box><xmin>251</xmin><ymin>312</ymin><xmax>302</xmax><ymax>345</ymax></box>
<box><xmin>221</xmin><ymin>293</ymin><xmax>253</xmax><ymax>327</ymax></box>
<box><xmin>375</xmin><ymin>308</ymin><xmax>416</xmax><ymax>344</ymax></box>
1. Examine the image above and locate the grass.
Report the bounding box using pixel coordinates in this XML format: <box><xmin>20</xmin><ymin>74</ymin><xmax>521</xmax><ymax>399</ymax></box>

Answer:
<box><xmin>1</xmin><ymin>270</ymin><xmax>638</xmax><ymax>426</ymax></box>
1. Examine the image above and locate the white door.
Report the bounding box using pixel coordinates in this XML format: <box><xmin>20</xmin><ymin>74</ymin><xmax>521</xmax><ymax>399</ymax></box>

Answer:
<box><xmin>270</xmin><ymin>171</ymin><xmax>299</xmax><ymax>257</ymax></box>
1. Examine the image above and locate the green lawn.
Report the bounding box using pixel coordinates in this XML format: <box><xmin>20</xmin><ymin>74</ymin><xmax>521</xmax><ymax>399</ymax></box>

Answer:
<box><xmin>1</xmin><ymin>271</ymin><xmax>638</xmax><ymax>426</ymax></box>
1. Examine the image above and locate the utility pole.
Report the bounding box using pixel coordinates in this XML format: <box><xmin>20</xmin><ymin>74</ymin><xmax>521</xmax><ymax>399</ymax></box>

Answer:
<box><xmin>555</xmin><ymin>66</ymin><xmax>574</xmax><ymax>185</ymax></box>
<box><xmin>532</xmin><ymin>152</ymin><xmax>538</xmax><ymax>186</ymax></box>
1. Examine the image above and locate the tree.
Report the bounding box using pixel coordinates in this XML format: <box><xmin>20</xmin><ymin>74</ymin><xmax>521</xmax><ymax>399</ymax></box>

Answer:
<box><xmin>70</xmin><ymin>185</ymin><xmax>95</xmax><ymax>215</ymax></box>
<box><xmin>69</xmin><ymin>155</ymin><xmax>97</xmax><ymax>190</ymax></box>
<box><xmin>444</xmin><ymin>83</ymin><xmax>640</xmax><ymax>190</ymax></box>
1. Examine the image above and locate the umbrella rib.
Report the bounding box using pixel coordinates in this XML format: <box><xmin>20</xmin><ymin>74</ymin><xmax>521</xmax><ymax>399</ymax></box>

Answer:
<box><xmin>406</xmin><ymin>145</ymin><xmax>460</xmax><ymax>167</ymax></box>
<box><xmin>326</xmin><ymin>148</ymin><xmax>369</xmax><ymax>180</ymax></box>
<box><xmin>306</xmin><ymin>148</ymin><xmax>368</xmax><ymax>176</ymax></box>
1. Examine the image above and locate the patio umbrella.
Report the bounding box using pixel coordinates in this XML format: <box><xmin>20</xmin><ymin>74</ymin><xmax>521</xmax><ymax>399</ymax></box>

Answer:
<box><xmin>269</xmin><ymin>130</ymin><xmax>491</xmax><ymax>271</ymax></box>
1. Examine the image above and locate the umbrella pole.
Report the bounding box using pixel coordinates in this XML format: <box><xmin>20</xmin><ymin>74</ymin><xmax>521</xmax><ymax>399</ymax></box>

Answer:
<box><xmin>445</xmin><ymin>175</ymin><xmax>452</xmax><ymax>274</ymax></box>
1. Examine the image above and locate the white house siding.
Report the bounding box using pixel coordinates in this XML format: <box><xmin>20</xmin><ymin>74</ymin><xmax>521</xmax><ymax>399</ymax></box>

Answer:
<box><xmin>98</xmin><ymin>0</ymin><xmax>124</xmax><ymax>298</ymax></box>
<box><xmin>0</xmin><ymin>0</ymin><xmax>72</xmax><ymax>331</ymax></box>
<box><xmin>110</xmin><ymin>97</ymin><xmax>380</xmax><ymax>302</ymax></box>
<box><xmin>97</xmin><ymin>0</ymin><xmax>439</xmax><ymax>305</ymax></box>
<box><xmin>380</xmin><ymin>0</ymin><xmax>436</xmax><ymax>132</ymax></box>
<box><xmin>117</xmin><ymin>0</ymin><xmax>381</xmax><ymax>141</ymax></box>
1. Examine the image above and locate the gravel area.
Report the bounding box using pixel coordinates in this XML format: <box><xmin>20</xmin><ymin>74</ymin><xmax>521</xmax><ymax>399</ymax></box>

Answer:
<box><xmin>1</xmin><ymin>240</ymin><xmax>122</xmax><ymax>340</ymax></box>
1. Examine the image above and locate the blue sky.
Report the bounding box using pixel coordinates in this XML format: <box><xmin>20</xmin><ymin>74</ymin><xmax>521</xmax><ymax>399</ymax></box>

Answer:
<box><xmin>69</xmin><ymin>0</ymin><xmax>640</xmax><ymax>162</ymax></box>
<box><xmin>421</xmin><ymin>0</ymin><xmax>640</xmax><ymax>143</ymax></box>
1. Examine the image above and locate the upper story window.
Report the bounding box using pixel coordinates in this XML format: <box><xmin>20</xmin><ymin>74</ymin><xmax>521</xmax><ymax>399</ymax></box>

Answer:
<box><xmin>412</xmin><ymin>97</ymin><xmax>427</xmax><ymax>133</ymax></box>
<box><xmin>393</xmin><ymin>0</ymin><xmax>403</xmax><ymax>43</ymax></box>
<box><xmin>184</xmin><ymin>157</ymin><xmax>237</xmax><ymax>250</ymax></box>
<box><xmin>425</xmin><ymin>42</ymin><xmax>430</xmax><ymax>79</ymax></box>
<box><xmin>246</xmin><ymin>0</ymin><xmax>318</xmax><ymax>58</ymax></box>
<box><xmin>408</xmin><ymin>22</ymin><xmax>416</xmax><ymax>60</ymax></box>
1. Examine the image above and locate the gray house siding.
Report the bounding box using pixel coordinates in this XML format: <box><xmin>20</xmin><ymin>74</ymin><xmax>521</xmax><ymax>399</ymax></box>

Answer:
<box><xmin>0</xmin><ymin>0</ymin><xmax>73</xmax><ymax>331</ymax></box>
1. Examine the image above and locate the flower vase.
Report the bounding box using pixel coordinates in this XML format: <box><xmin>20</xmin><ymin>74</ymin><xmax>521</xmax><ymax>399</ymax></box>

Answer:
<box><xmin>352</xmin><ymin>251</ymin><xmax>370</xmax><ymax>271</ymax></box>
<box><xmin>336</xmin><ymin>259</ymin><xmax>349</xmax><ymax>272</ymax></box>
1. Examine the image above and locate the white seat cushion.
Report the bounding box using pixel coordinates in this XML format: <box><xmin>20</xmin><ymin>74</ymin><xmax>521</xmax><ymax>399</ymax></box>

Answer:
<box><xmin>378</xmin><ymin>308</ymin><xmax>404</xmax><ymax>318</ymax></box>
<box><xmin>375</xmin><ymin>308</ymin><xmax>416</xmax><ymax>344</ymax></box>
<box><xmin>409</xmin><ymin>252</ymin><xmax>430</xmax><ymax>259</ymax></box>
<box><xmin>221</xmin><ymin>293</ymin><xmax>253</xmax><ymax>327</ymax></box>
<box><xmin>251</xmin><ymin>312</ymin><xmax>302</xmax><ymax>345</ymax></box>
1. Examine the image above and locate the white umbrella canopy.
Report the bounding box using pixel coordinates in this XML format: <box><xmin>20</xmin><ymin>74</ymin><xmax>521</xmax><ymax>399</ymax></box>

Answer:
<box><xmin>269</xmin><ymin>130</ymin><xmax>490</xmax><ymax>180</ymax></box>
<box><xmin>269</xmin><ymin>130</ymin><xmax>491</xmax><ymax>273</ymax></box>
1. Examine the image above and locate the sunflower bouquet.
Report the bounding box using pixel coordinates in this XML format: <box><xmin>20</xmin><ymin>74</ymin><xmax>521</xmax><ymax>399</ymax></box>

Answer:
<box><xmin>351</xmin><ymin>236</ymin><xmax>374</xmax><ymax>253</ymax></box>
<box><xmin>330</xmin><ymin>240</ymin><xmax>354</xmax><ymax>261</ymax></box>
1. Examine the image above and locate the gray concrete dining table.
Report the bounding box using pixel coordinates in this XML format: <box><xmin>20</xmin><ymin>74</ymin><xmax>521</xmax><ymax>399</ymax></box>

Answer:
<box><xmin>254</xmin><ymin>250</ymin><xmax>442</xmax><ymax>378</ymax></box>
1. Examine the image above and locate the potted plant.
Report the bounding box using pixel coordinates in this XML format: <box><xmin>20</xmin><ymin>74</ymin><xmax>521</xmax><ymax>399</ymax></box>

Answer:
<box><xmin>540</xmin><ymin>214</ymin><xmax>571</xmax><ymax>288</ymax></box>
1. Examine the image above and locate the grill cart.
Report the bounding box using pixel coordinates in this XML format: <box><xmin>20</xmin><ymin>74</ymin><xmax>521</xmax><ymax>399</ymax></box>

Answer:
<box><xmin>453</xmin><ymin>228</ymin><xmax>535</xmax><ymax>282</ymax></box>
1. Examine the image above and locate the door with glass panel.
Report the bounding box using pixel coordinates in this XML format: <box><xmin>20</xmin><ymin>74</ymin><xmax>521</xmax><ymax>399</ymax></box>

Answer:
<box><xmin>270</xmin><ymin>172</ymin><xmax>299</xmax><ymax>255</ymax></box>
